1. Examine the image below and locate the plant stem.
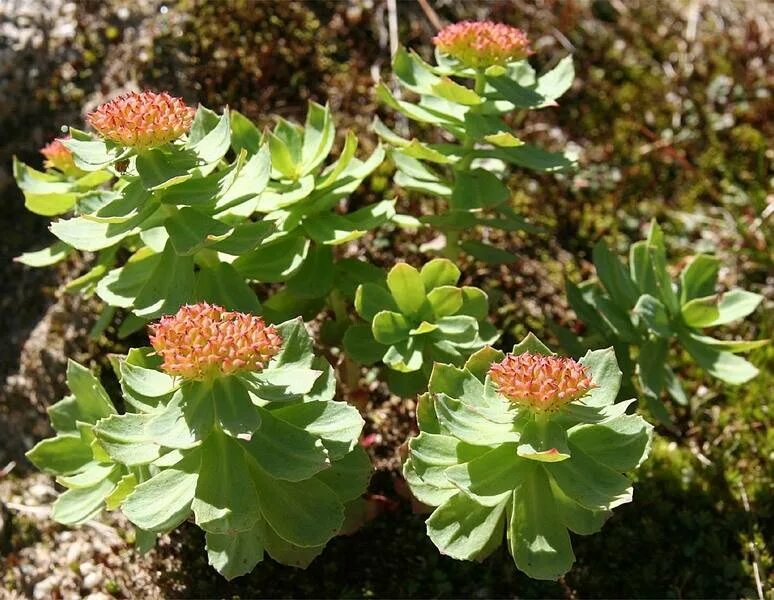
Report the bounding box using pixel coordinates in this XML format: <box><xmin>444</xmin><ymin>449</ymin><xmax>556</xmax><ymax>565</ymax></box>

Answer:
<box><xmin>441</xmin><ymin>70</ymin><xmax>487</xmax><ymax>260</ymax></box>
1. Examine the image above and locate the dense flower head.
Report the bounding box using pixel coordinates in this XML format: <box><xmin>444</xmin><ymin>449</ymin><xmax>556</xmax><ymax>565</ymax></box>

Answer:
<box><xmin>149</xmin><ymin>303</ymin><xmax>282</xmax><ymax>380</ymax></box>
<box><xmin>489</xmin><ymin>353</ymin><xmax>593</xmax><ymax>412</ymax></box>
<box><xmin>86</xmin><ymin>91</ymin><xmax>196</xmax><ymax>149</ymax></box>
<box><xmin>433</xmin><ymin>21</ymin><xmax>533</xmax><ymax>69</ymax></box>
<box><xmin>40</xmin><ymin>137</ymin><xmax>78</xmax><ymax>173</ymax></box>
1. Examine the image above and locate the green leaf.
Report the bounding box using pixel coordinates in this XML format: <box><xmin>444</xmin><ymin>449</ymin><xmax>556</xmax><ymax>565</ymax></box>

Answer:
<box><xmin>637</xmin><ymin>337</ymin><xmax>668</xmax><ymax>400</ymax></box>
<box><xmin>460</xmin><ymin>240</ymin><xmax>517</xmax><ymax>264</ymax></box>
<box><xmin>512</xmin><ymin>333</ymin><xmax>553</xmax><ymax>357</ymax></box>
<box><xmin>62</xmin><ymin>136</ymin><xmax>130</xmax><ymax>171</ymax></box>
<box><xmin>122</xmin><ymin>452</ymin><xmax>199</xmax><ymax>532</ymax></box>
<box><xmin>15</xmin><ymin>240</ymin><xmax>72</xmax><ymax>267</ymax></box>
<box><xmin>517</xmin><ymin>421</ymin><xmax>571</xmax><ymax>463</ymax></box>
<box><xmin>679</xmin><ymin>254</ymin><xmax>720</xmax><ymax>303</ymax></box>
<box><xmin>632</xmin><ymin>294</ymin><xmax>672</xmax><ymax>337</ymax></box>
<box><xmin>164</xmin><ymin>208</ymin><xmax>232</xmax><ymax>255</ymax></box>
<box><xmin>682</xmin><ymin>290</ymin><xmax>763</xmax><ymax>328</ymax></box>
<box><xmin>463</xmin><ymin>347</ymin><xmax>505</xmax><ymax>382</ymax></box>
<box><xmin>51</xmin><ymin>475</ymin><xmax>119</xmax><ymax>525</ymax></box>
<box><xmin>119</xmin><ymin>361</ymin><xmax>177</xmax><ymax>398</ymax></box>
<box><xmin>252</xmin><ymin>466</ymin><xmax>344</xmax><ymax>547</ymax></box>
<box><xmin>446</xmin><ymin>443</ymin><xmax>530</xmax><ymax>505</ymax></box>
<box><xmin>546</xmin><ymin>442</ymin><xmax>632</xmax><ymax>510</ymax></box>
<box><xmin>65</xmin><ymin>360</ymin><xmax>116</xmax><ymax>422</ymax></box>
<box><xmin>273</xmin><ymin>400</ymin><xmax>364</xmax><ymax>460</ymax></box>
<box><xmin>427</xmin><ymin>286</ymin><xmax>463</xmax><ymax>319</ymax></box>
<box><xmin>94</xmin><ymin>413</ymin><xmax>165</xmax><ymax>465</ymax></box>
<box><xmin>354</xmin><ymin>283</ymin><xmax>397</xmax><ymax>321</ymax></box>
<box><xmin>213</xmin><ymin>377</ymin><xmax>261</xmax><ymax>437</ymax></box>
<box><xmin>268</xmin><ymin>131</ymin><xmax>299</xmax><ymax>179</ymax></box>
<box><xmin>189</xmin><ymin>107</ymin><xmax>231</xmax><ymax>164</ymax></box>
<box><xmin>135</xmin><ymin>148</ymin><xmax>195</xmax><ymax>190</ymax></box>
<box><xmin>534</xmin><ymin>55</ymin><xmax>575</xmax><ymax>101</ymax></box>
<box><xmin>577</xmin><ymin>348</ymin><xmax>621</xmax><ymax>407</ymax></box>
<box><xmin>193</xmin><ymin>432</ymin><xmax>261</xmax><ymax>534</ymax></box>
<box><xmin>569</xmin><ymin>415</ymin><xmax>652</xmax><ymax>472</ymax></box>
<box><xmin>420</xmin><ymin>259</ymin><xmax>460</xmax><ymax>290</ymax></box>
<box><xmin>372</xmin><ymin>311</ymin><xmax>412</xmax><ymax>345</ymax></box>
<box><xmin>205</xmin><ymin>520</ymin><xmax>264</xmax><ymax>580</ymax></box>
<box><xmin>230</xmin><ymin>110</ymin><xmax>263</xmax><ymax>155</ymax></box>
<box><xmin>301</xmin><ymin>102</ymin><xmax>335</xmax><ymax>175</ymax></box>
<box><xmin>132</xmin><ymin>242</ymin><xmax>195</xmax><ymax>319</ymax></box>
<box><xmin>387</xmin><ymin>262</ymin><xmax>426</xmax><ymax>317</ymax></box>
<box><xmin>233</xmin><ymin>235</ymin><xmax>309</xmax><ymax>282</ymax></box>
<box><xmin>678</xmin><ymin>330</ymin><xmax>759</xmax><ymax>384</ymax></box>
<box><xmin>392</xmin><ymin>48</ymin><xmax>440</xmax><ymax>95</ymax></box>
<box><xmin>26</xmin><ymin>435</ymin><xmax>93</xmax><ymax>474</ymax></box>
<box><xmin>262</xmin><ymin>521</ymin><xmax>325</xmax><ymax>568</ymax></box>
<box><xmin>508</xmin><ymin>466</ymin><xmax>575</xmax><ymax>580</ymax></box>
<box><xmin>286</xmin><ymin>244</ymin><xmax>334</xmax><ymax>299</ymax></box>
<box><xmin>450</xmin><ymin>169</ymin><xmax>510</xmax><ymax>210</ymax></box>
<box><xmin>434</xmin><ymin>394</ymin><xmax>518</xmax><ymax>446</ymax></box>
<box><xmin>343</xmin><ymin>325</ymin><xmax>385</xmax><ymax>365</ymax></box>
<box><xmin>431</xmin><ymin>77</ymin><xmax>482</xmax><ymax>105</ymax></box>
<box><xmin>315</xmin><ymin>445</ymin><xmax>372</xmax><ymax>503</ymax></box>
<box><xmin>459</xmin><ymin>287</ymin><xmax>490</xmax><ymax>321</ymax></box>
<box><xmin>592</xmin><ymin>241</ymin><xmax>640</xmax><ymax>310</ymax></box>
<box><xmin>383</xmin><ymin>338</ymin><xmax>424</xmax><ymax>372</ymax></box>
<box><xmin>481</xmin><ymin>145</ymin><xmax>576</xmax><ymax>173</ymax></box>
<box><xmin>485</xmin><ymin>76</ymin><xmax>545</xmax><ymax>109</ymax></box>
<box><xmin>245</xmin><ymin>407</ymin><xmax>330</xmax><ymax>481</ymax></box>
<box><xmin>427</xmin><ymin>491</ymin><xmax>508</xmax><ymax>561</ymax></box>
<box><xmin>195</xmin><ymin>262</ymin><xmax>262</xmax><ymax>313</ymax></box>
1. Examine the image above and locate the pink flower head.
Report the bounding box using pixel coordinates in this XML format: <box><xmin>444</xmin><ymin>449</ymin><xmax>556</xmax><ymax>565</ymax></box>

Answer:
<box><xmin>40</xmin><ymin>137</ymin><xmax>78</xmax><ymax>173</ymax></box>
<box><xmin>149</xmin><ymin>303</ymin><xmax>283</xmax><ymax>381</ymax></box>
<box><xmin>489</xmin><ymin>353</ymin><xmax>594</xmax><ymax>412</ymax></box>
<box><xmin>86</xmin><ymin>91</ymin><xmax>196</xmax><ymax>149</ymax></box>
<box><xmin>433</xmin><ymin>21</ymin><xmax>533</xmax><ymax>69</ymax></box>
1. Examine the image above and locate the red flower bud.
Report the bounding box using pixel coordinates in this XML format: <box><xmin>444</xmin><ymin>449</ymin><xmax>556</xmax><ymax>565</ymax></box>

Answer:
<box><xmin>40</xmin><ymin>137</ymin><xmax>78</xmax><ymax>174</ymax></box>
<box><xmin>433</xmin><ymin>21</ymin><xmax>533</xmax><ymax>69</ymax></box>
<box><xmin>86</xmin><ymin>91</ymin><xmax>196</xmax><ymax>149</ymax></box>
<box><xmin>149</xmin><ymin>303</ymin><xmax>282</xmax><ymax>381</ymax></box>
<box><xmin>489</xmin><ymin>353</ymin><xmax>593</xmax><ymax>413</ymax></box>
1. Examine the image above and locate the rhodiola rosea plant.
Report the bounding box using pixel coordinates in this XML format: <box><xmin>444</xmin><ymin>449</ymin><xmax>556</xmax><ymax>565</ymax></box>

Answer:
<box><xmin>27</xmin><ymin>303</ymin><xmax>371</xmax><ymax>580</ymax></box>
<box><xmin>561</xmin><ymin>220</ymin><xmax>767</xmax><ymax>423</ymax></box>
<box><xmin>14</xmin><ymin>92</ymin><xmax>388</xmax><ymax>338</ymax></box>
<box><xmin>376</xmin><ymin>21</ymin><xmax>577</xmax><ymax>260</ymax></box>
<box><xmin>404</xmin><ymin>334</ymin><xmax>652</xmax><ymax>580</ymax></box>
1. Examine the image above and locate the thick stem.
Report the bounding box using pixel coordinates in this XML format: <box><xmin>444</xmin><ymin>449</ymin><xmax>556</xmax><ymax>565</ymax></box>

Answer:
<box><xmin>440</xmin><ymin>70</ymin><xmax>487</xmax><ymax>260</ymax></box>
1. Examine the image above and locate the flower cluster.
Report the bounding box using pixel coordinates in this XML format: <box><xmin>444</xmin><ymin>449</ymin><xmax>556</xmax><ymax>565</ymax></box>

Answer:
<box><xmin>86</xmin><ymin>91</ymin><xmax>196</xmax><ymax>149</ymax></box>
<box><xmin>149</xmin><ymin>303</ymin><xmax>283</xmax><ymax>380</ymax></box>
<box><xmin>40</xmin><ymin>137</ymin><xmax>78</xmax><ymax>174</ymax></box>
<box><xmin>432</xmin><ymin>21</ymin><xmax>533</xmax><ymax>69</ymax></box>
<box><xmin>489</xmin><ymin>353</ymin><xmax>593</xmax><ymax>412</ymax></box>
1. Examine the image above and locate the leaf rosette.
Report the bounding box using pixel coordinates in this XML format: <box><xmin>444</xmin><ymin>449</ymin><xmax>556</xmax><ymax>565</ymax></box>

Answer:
<box><xmin>343</xmin><ymin>258</ymin><xmax>498</xmax><ymax>396</ymax></box>
<box><xmin>404</xmin><ymin>333</ymin><xmax>652</xmax><ymax>580</ymax></box>
<box><xmin>29</xmin><ymin>305</ymin><xmax>371</xmax><ymax>580</ymax></box>
<box><xmin>564</xmin><ymin>220</ymin><xmax>767</xmax><ymax>423</ymax></box>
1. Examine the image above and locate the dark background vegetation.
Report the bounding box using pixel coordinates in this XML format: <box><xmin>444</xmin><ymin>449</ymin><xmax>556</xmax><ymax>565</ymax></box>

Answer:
<box><xmin>0</xmin><ymin>0</ymin><xmax>771</xmax><ymax>598</ymax></box>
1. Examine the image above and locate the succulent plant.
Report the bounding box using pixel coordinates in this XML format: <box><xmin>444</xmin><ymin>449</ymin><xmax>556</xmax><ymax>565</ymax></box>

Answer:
<box><xmin>564</xmin><ymin>220</ymin><xmax>767</xmax><ymax>422</ymax></box>
<box><xmin>343</xmin><ymin>258</ymin><xmax>498</xmax><ymax>396</ymax></box>
<box><xmin>404</xmin><ymin>333</ymin><xmax>652</xmax><ymax>580</ymax></box>
<box><xmin>375</xmin><ymin>21</ymin><xmax>577</xmax><ymax>260</ymax></box>
<box><xmin>28</xmin><ymin>304</ymin><xmax>371</xmax><ymax>580</ymax></box>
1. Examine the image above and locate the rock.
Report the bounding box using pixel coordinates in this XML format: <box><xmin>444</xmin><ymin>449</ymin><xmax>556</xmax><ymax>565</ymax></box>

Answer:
<box><xmin>82</xmin><ymin>570</ymin><xmax>104</xmax><ymax>590</ymax></box>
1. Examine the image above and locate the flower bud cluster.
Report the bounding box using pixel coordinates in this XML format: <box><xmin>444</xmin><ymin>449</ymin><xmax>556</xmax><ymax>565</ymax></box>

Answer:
<box><xmin>40</xmin><ymin>138</ymin><xmax>78</xmax><ymax>174</ymax></box>
<box><xmin>86</xmin><ymin>91</ymin><xmax>196</xmax><ymax>149</ymax></box>
<box><xmin>149</xmin><ymin>303</ymin><xmax>282</xmax><ymax>380</ymax></box>
<box><xmin>433</xmin><ymin>21</ymin><xmax>533</xmax><ymax>69</ymax></box>
<box><xmin>489</xmin><ymin>353</ymin><xmax>593</xmax><ymax>412</ymax></box>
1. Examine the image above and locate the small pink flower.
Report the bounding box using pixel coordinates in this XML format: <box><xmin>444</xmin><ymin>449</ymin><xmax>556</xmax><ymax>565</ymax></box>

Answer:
<box><xmin>433</xmin><ymin>21</ymin><xmax>533</xmax><ymax>69</ymax></box>
<box><xmin>489</xmin><ymin>353</ymin><xmax>593</xmax><ymax>412</ymax></box>
<box><xmin>86</xmin><ymin>91</ymin><xmax>196</xmax><ymax>149</ymax></box>
<box><xmin>149</xmin><ymin>303</ymin><xmax>283</xmax><ymax>381</ymax></box>
<box><xmin>40</xmin><ymin>137</ymin><xmax>78</xmax><ymax>174</ymax></box>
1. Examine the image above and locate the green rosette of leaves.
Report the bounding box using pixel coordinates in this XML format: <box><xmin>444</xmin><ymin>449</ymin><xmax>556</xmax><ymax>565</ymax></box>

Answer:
<box><xmin>26</xmin><ymin>360</ymin><xmax>133</xmax><ymax>526</ymax></box>
<box><xmin>563</xmin><ymin>220</ymin><xmax>767</xmax><ymax>423</ymax></box>
<box><xmin>343</xmin><ymin>258</ymin><xmax>498</xmax><ymax>396</ymax></box>
<box><xmin>231</xmin><ymin>101</ymin><xmax>389</xmax><ymax>322</ymax></box>
<box><xmin>404</xmin><ymin>333</ymin><xmax>652</xmax><ymax>580</ymax></box>
<box><xmin>376</xmin><ymin>21</ymin><xmax>577</xmax><ymax>260</ymax></box>
<box><xmin>30</xmin><ymin>303</ymin><xmax>371</xmax><ymax>580</ymax></box>
<box><xmin>15</xmin><ymin>91</ymin><xmax>277</xmax><ymax>338</ymax></box>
